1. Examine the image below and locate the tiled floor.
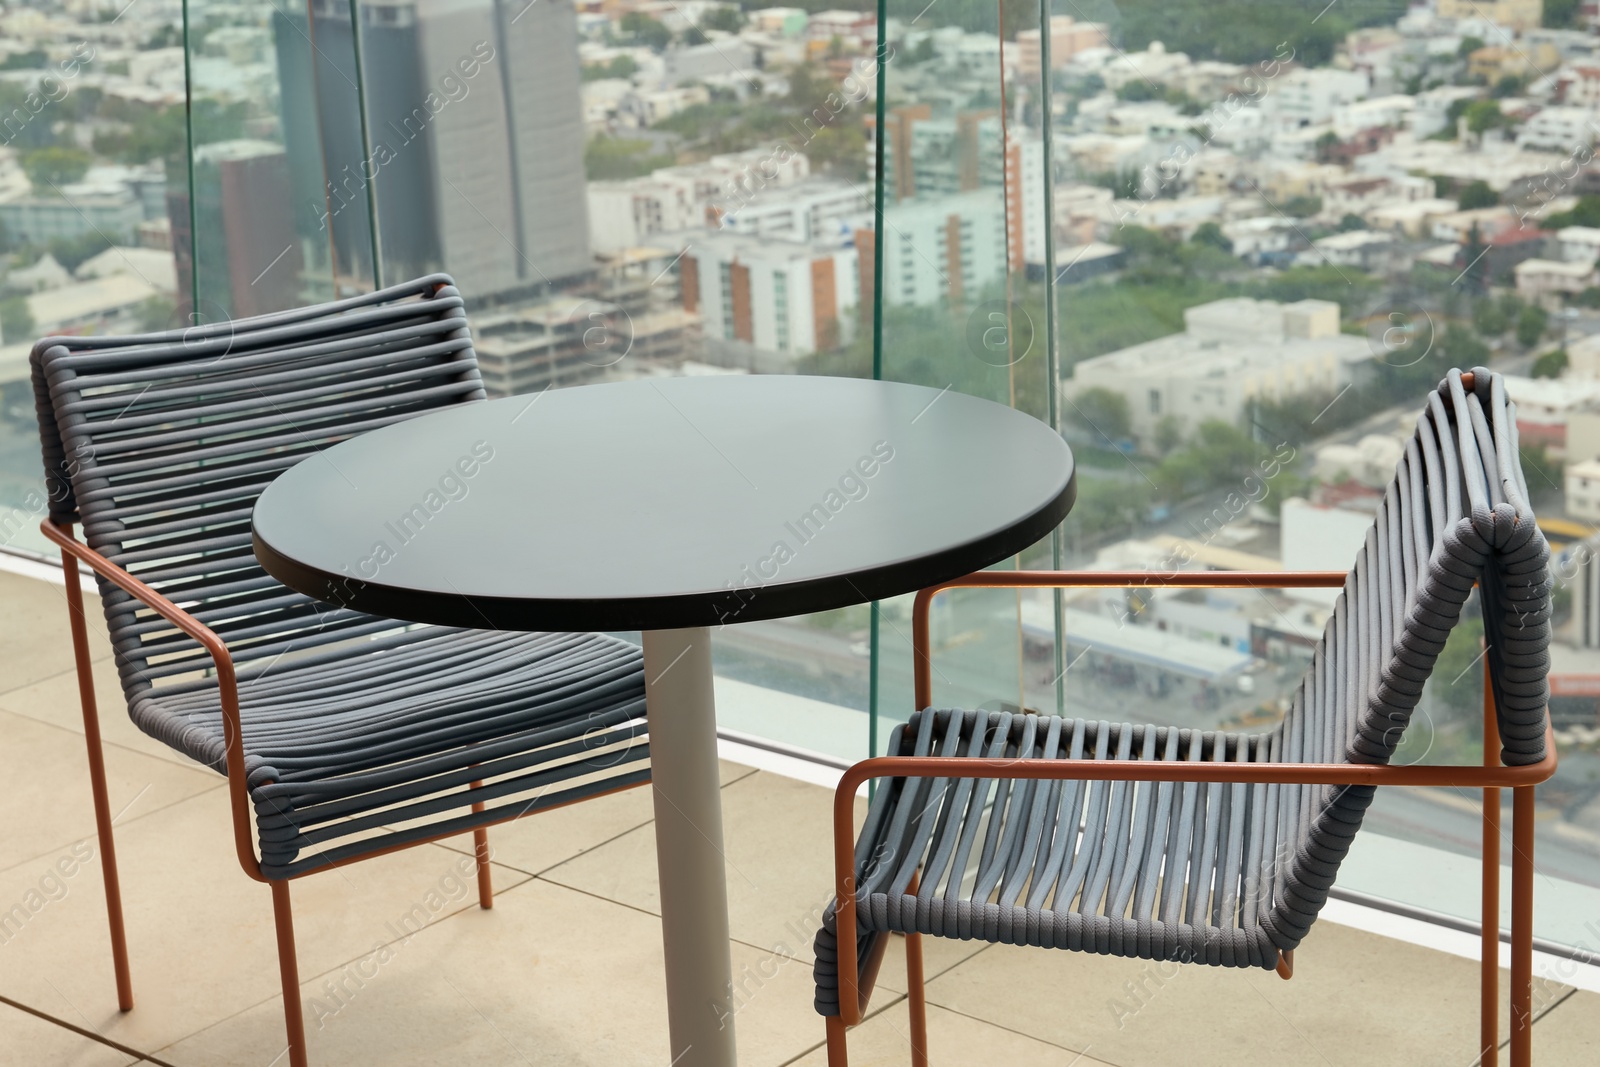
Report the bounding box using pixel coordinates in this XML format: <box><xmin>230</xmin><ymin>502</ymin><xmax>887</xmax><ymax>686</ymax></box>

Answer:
<box><xmin>1</xmin><ymin>568</ymin><xmax>1593</xmax><ymax>1066</ymax></box>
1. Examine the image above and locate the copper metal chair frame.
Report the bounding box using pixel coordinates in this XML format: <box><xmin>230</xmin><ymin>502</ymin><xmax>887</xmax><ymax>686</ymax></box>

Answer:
<box><xmin>824</xmin><ymin>569</ymin><xmax>1556</xmax><ymax>1067</ymax></box>
<box><xmin>46</xmin><ymin>518</ymin><xmax>648</xmax><ymax>1067</ymax></box>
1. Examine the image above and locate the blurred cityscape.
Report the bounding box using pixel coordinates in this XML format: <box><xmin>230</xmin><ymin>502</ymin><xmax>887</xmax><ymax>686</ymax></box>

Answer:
<box><xmin>3</xmin><ymin>0</ymin><xmax>1600</xmax><ymax>940</ymax></box>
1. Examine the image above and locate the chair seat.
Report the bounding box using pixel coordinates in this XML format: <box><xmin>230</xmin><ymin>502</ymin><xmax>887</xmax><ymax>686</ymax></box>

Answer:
<box><xmin>814</xmin><ymin>708</ymin><xmax>1324</xmax><ymax>1016</ymax></box>
<box><xmin>127</xmin><ymin>627</ymin><xmax>649</xmax><ymax>878</ymax></box>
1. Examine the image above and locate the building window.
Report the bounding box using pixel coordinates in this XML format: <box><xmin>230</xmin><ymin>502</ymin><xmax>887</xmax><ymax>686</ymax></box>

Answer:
<box><xmin>774</xmin><ymin>272</ymin><xmax>789</xmax><ymax>352</ymax></box>
<box><xmin>1148</xmin><ymin>389</ymin><xmax>1161</xmax><ymax>415</ymax></box>
<box><xmin>718</xmin><ymin>262</ymin><xmax>735</xmax><ymax>341</ymax></box>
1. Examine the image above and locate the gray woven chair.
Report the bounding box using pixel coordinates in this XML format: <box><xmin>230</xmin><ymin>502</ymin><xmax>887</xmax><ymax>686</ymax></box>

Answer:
<box><xmin>815</xmin><ymin>368</ymin><xmax>1556</xmax><ymax>1067</ymax></box>
<box><xmin>31</xmin><ymin>275</ymin><xmax>649</xmax><ymax>1067</ymax></box>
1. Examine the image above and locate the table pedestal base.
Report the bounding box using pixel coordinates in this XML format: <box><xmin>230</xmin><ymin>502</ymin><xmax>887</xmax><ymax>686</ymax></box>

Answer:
<box><xmin>643</xmin><ymin>627</ymin><xmax>738</xmax><ymax>1067</ymax></box>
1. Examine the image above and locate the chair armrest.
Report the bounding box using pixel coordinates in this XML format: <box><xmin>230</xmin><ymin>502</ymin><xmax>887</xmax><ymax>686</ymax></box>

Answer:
<box><xmin>825</xmin><ymin>728</ymin><xmax>1556</xmax><ymax>1025</ymax></box>
<box><xmin>42</xmin><ymin>520</ymin><xmax>265</xmax><ymax>881</ymax></box>
<box><xmin>911</xmin><ymin>570</ymin><xmax>1347</xmax><ymax>708</ymax></box>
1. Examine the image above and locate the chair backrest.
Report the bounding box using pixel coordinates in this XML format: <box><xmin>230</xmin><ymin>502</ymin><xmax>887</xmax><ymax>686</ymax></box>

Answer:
<box><xmin>31</xmin><ymin>274</ymin><xmax>486</xmax><ymax>702</ymax></box>
<box><xmin>1262</xmin><ymin>366</ymin><xmax>1550</xmax><ymax>948</ymax></box>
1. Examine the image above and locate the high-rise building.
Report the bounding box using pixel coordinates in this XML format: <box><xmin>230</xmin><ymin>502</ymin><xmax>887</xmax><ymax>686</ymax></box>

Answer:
<box><xmin>273</xmin><ymin>0</ymin><xmax>592</xmax><ymax>301</ymax></box>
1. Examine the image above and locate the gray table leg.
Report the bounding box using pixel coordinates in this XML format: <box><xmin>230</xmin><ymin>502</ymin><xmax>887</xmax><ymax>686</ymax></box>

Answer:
<box><xmin>642</xmin><ymin>627</ymin><xmax>738</xmax><ymax>1067</ymax></box>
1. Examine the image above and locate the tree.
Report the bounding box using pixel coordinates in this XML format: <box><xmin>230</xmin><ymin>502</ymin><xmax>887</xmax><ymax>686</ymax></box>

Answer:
<box><xmin>47</xmin><ymin>232</ymin><xmax>113</xmax><ymax>271</ymax></box>
<box><xmin>1337</xmin><ymin>213</ymin><xmax>1366</xmax><ymax>232</ymax></box>
<box><xmin>700</xmin><ymin>5</ymin><xmax>747</xmax><ymax>33</ymax></box>
<box><xmin>1531</xmin><ymin>349</ymin><xmax>1569</xmax><ymax>378</ymax></box>
<box><xmin>1545</xmin><ymin>195</ymin><xmax>1600</xmax><ymax>230</ymax></box>
<box><xmin>1068</xmin><ymin>386</ymin><xmax>1133</xmax><ymax>442</ymax></box>
<box><xmin>0</xmin><ymin>50</ymin><xmax>47</xmax><ymax>70</ymax></box>
<box><xmin>582</xmin><ymin>55</ymin><xmax>638</xmax><ymax>81</ymax></box>
<box><xmin>1463</xmin><ymin>99</ymin><xmax>1507</xmax><ymax>136</ymax></box>
<box><xmin>0</xmin><ymin>295</ymin><xmax>33</xmax><ymax>345</ymax></box>
<box><xmin>1545</xmin><ymin>0</ymin><xmax>1580</xmax><ymax>27</ymax></box>
<box><xmin>1516</xmin><ymin>305</ymin><xmax>1549</xmax><ymax>348</ymax></box>
<box><xmin>1283</xmin><ymin>195</ymin><xmax>1322</xmax><ymax>218</ymax></box>
<box><xmin>1457</xmin><ymin>180</ymin><xmax>1498</xmax><ymax>209</ymax></box>
<box><xmin>138</xmin><ymin>296</ymin><xmax>175</xmax><ymax>333</ymax></box>
<box><xmin>1472</xmin><ymin>298</ymin><xmax>1510</xmax><ymax>336</ymax></box>
<box><xmin>1458</xmin><ymin>36</ymin><xmax>1486</xmax><ymax>58</ymax></box>
<box><xmin>619</xmin><ymin>11</ymin><xmax>672</xmax><ymax>50</ymax></box>
<box><xmin>583</xmin><ymin>136</ymin><xmax>673</xmax><ymax>179</ymax></box>
<box><xmin>1153</xmin><ymin>415</ymin><xmax>1184</xmax><ymax>456</ymax></box>
<box><xmin>20</xmin><ymin>146</ymin><xmax>91</xmax><ymax>190</ymax></box>
<box><xmin>1314</xmin><ymin>130</ymin><xmax>1341</xmax><ymax>163</ymax></box>
<box><xmin>1189</xmin><ymin>221</ymin><xmax>1233</xmax><ymax>254</ymax></box>
<box><xmin>1432</xmin><ymin>615</ymin><xmax>1485</xmax><ymax>715</ymax></box>
<box><xmin>1441</xmin><ymin>324</ymin><xmax>1490</xmax><ymax>366</ymax></box>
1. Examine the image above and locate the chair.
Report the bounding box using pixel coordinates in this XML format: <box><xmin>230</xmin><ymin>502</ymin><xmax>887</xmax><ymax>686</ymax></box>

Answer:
<box><xmin>814</xmin><ymin>368</ymin><xmax>1556</xmax><ymax>1067</ymax></box>
<box><xmin>31</xmin><ymin>275</ymin><xmax>650</xmax><ymax>1067</ymax></box>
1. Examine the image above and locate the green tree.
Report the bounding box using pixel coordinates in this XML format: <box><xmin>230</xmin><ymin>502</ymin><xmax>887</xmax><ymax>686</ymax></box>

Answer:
<box><xmin>1463</xmin><ymin>99</ymin><xmax>1506</xmax><ymax>136</ymax></box>
<box><xmin>1153</xmin><ymin>415</ymin><xmax>1184</xmax><ymax>455</ymax></box>
<box><xmin>1068</xmin><ymin>386</ymin><xmax>1134</xmax><ymax>441</ymax></box>
<box><xmin>46</xmin><ymin>231</ymin><xmax>113</xmax><ymax>271</ymax></box>
<box><xmin>1545</xmin><ymin>0</ymin><xmax>1580</xmax><ymax>27</ymax></box>
<box><xmin>583</xmin><ymin>136</ymin><xmax>673</xmax><ymax>179</ymax></box>
<box><xmin>1337</xmin><ymin>213</ymin><xmax>1366</xmax><ymax>232</ymax></box>
<box><xmin>582</xmin><ymin>55</ymin><xmax>638</xmax><ymax>81</ymax></box>
<box><xmin>700</xmin><ymin>5</ymin><xmax>747</xmax><ymax>32</ymax></box>
<box><xmin>1531</xmin><ymin>349</ymin><xmax>1569</xmax><ymax>378</ymax></box>
<box><xmin>619</xmin><ymin>11</ymin><xmax>672</xmax><ymax>50</ymax></box>
<box><xmin>1516</xmin><ymin>305</ymin><xmax>1549</xmax><ymax>348</ymax></box>
<box><xmin>1473</xmin><ymin>298</ymin><xmax>1510</xmax><ymax>336</ymax></box>
<box><xmin>1545</xmin><ymin>195</ymin><xmax>1600</xmax><ymax>229</ymax></box>
<box><xmin>20</xmin><ymin>146</ymin><xmax>91</xmax><ymax>190</ymax></box>
<box><xmin>1441</xmin><ymin>324</ymin><xmax>1491</xmax><ymax>366</ymax></box>
<box><xmin>1314</xmin><ymin>130</ymin><xmax>1341</xmax><ymax>163</ymax></box>
<box><xmin>1189</xmin><ymin>221</ymin><xmax>1233</xmax><ymax>254</ymax></box>
<box><xmin>1456</xmin><ymin>180</ymin><xmax>1498</xmax><ymax>209</ymax></box>
<box><xmin>1283</xmin><ymin>195</ymin><xmax>1321</xmax><ymax>218</ymax></box>
<box><xmin>0</xmin><ymin>295</ymin><xmax>34</xmax><ymax>344</ymax></box>
<box><xmin>0</xmin><ymin>50</ymin><xmax>47</xmax><ymax>70</ymax></box>
<box><xmin>1432</xmin><ymin>615</ymin><xmax>1485</xmax><ymax>715</ymax></box>
<box><xmin>1458</xmin><ymin>35</ymin><xmax>1486</xmax><ymax>58</ymax></box>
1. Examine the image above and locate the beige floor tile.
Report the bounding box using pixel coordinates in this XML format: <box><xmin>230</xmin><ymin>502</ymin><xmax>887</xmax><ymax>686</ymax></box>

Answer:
<box><xmin>788</xmin><ymin>1000</ymin><xmax>1118</xmax><ymax>1067</ymax></box>
<box><xmin>0</xmin><ymin>659</ymin><xmax>200</xmax><ymax>772</ymax></box>
<box><xmin>0</xmin><ymin>1001</ymin><xmax>139</xmax><ymax>1067</ymax></box>
<box><xmin>1498</xmin><ymin>987</ymin><xmax>1600</xmax><ymax>1066</ymax></box>
<box><xmin>157</xmin><ymin>876</ymin><xmax>824</xmax><ymax>1067</ymax></box>
<box><xmin>0</xmin><ymin>788</ymin><xmax>532</xmax><ymax>1058</ymax></box>
<box><xmin>0</xmin><ymin>572</ymin><xmax>114</xmax><ymax>697</ymax></box>
<box><xmin>428</xmin><ymin>760</ymin><xmax>758</xmax><ymax>876</ymax></box>
<box><xmin>541</xmin><ymin>771</ymin><xmax>986</xmax><ymax>984</ymax></box>
<box><xmin>0</xmin><ymin>709</ymin><xmax>220</xmax><ymax>876</ymax></box>
<box><xmin>921</xmin><ymin>921</ymin><xmax>1570</xmax><ymax>1067</ymax></box>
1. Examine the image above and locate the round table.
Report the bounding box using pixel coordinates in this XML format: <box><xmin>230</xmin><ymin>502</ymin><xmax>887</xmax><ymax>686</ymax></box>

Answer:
<box><xmin>252</xmin><ymin>374</ymin><xmax>1076</xmax><ymax>1067</ymax></box>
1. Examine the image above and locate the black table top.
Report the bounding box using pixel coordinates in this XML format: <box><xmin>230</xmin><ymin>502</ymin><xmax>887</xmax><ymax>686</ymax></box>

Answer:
<box><xmin>252</xmin><ymin>375</ymin><xmax>1076</xmax><ymax>632</ymax></box>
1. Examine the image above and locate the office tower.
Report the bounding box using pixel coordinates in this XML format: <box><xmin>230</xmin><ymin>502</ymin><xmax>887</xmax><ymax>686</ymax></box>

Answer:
<box><xmin>273</xmin><ymin>0</ymin><xmax>592</xmax><ymax>300</ymax></box>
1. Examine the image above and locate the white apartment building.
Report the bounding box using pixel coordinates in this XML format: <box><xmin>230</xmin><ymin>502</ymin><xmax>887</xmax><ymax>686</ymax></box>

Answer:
<box><xmin>878</xmin><ymin>189</ymin><xmax>1008</xmax><ymax>307</ymax></box>
<box><xmin>1557</xmin><ymin>226</ymin><xmax>1600</xmax><ymax>263</ymax></box>
<box><xmin>1566</xmin><ymin>458</ymin><xmax>1600</xmax><ymax>523</ymax></box>
<box><xmin>585</xmin><ymin>148</ymin><xmax>810</xmax><ymax>253</ymax></box>
<box><xmin>1516</xmin><ymin>258</ymin><xmax>1598</xmax><ymax>307</ymax></box>
<box><xmin>1299</xmin><ymin>229</ymin><xmax>1397</xmax><ymax>272</ymax></box>
<box><xmin>1069</xmin><ymin>298</ymin><xmax>1373</xmax><ymax>446</ymax></box>
<box><xmin>719</xmin><ymin>180</ymin><xmax>869</xmax><ymax>244</ymax></box>
<box><xmin>1516</xmin><ymin>106</ymin><xmax>1600</xmax><ymax>152</ymax></box>
<box><xmin>1266</xmin><ymin>68</ymin><xmax>1370</xmax><ymax>130</ymax></box>
<box><xmin>680</xmin><ymin>231</ymin><xmax>859</xmax><ymax>361</ymax></box>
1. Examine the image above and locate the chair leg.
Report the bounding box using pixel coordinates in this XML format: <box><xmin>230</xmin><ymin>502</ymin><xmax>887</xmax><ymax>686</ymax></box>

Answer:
<box><xmin>271</xmin><ymin>880</ymin><xmax>309</xmax><ymax>1067</ymax></box>
<box><xmin>905</xmin><ymin>931</ymin><xmax>928</xmax><ymax>1067</ymax></box>
<box><xmin>469</xmin><ymin>773</ymin><xmax>492</xmax><ymax>909</ymax></box>
<box><xmin>1481</xmin><ymin>785</ymin><xmax>1501</xmax><ymax>1065</ymax></box>
<box><xmin>825</xmin><ymin>1013</ymin><xmax>849</xmax><ymax>1067</ymax></box>
<box><xmin>62</xmin><ymin>551</ymin><xmax>133</xmax><ymax>1012</ymax></box>
<box><xmin>1508</xmin><ymin>785</ymin><xmax>1536</xmax><ymax>1067</ymax></box>
<box><xmin>472</xmin><ymin>826</ymin><xmax>493</xmax><ymax>910</ymax></box>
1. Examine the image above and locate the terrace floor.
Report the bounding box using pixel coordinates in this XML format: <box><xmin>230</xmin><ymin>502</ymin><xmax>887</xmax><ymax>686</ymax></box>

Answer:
<box><xmin>1</xmin><ymin>565</ymin><xmax>1596</xmax><ymax>1067</ymax></box>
